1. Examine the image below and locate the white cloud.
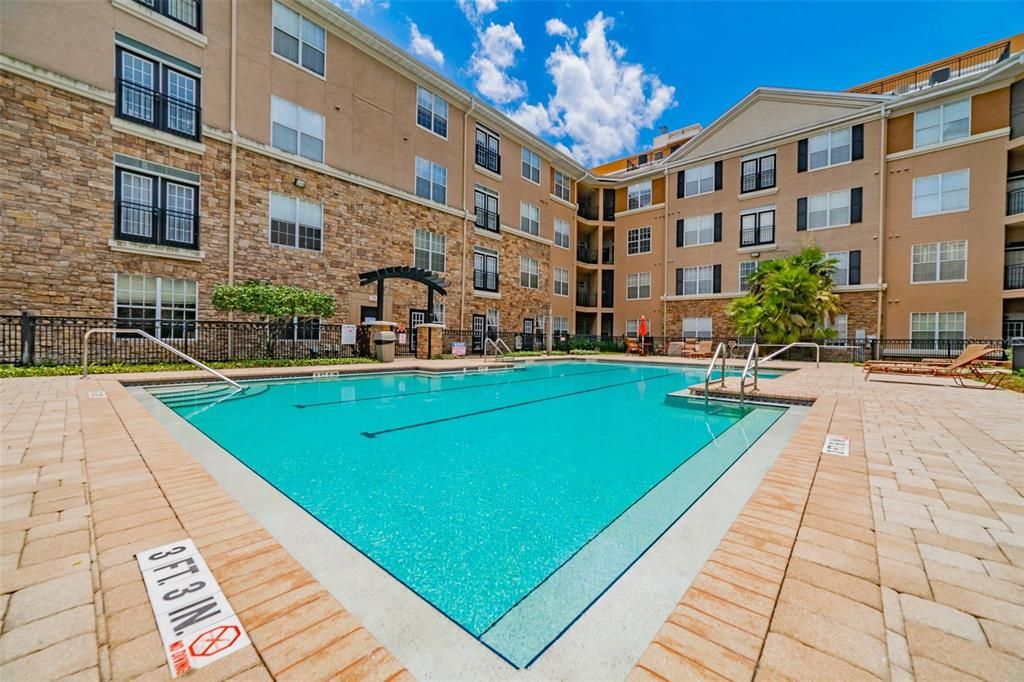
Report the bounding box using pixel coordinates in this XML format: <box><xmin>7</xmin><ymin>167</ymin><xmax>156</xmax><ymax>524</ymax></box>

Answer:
<box><xmin>409</xmin><ymin>22</ymin><xmax>444</xmax><ymax>66</ymax></box>
<box><xmin>469</xmin><ymin>22</ymin><xmax>526</xmax><ymax>104</ymax></box>
<box><xmin>510</xmin><ymin>12</ymin><xmax>675</xmax><ymax>164</ymax></box>
<box><xmin>544</xmin><ymin>18</ymin><xmax>576</xmax><ymax>40</ymax></box>
<box><xmin>457</xmin><ymin>0</ymin><xmax>503</xmax><ymax>25</ymax></box>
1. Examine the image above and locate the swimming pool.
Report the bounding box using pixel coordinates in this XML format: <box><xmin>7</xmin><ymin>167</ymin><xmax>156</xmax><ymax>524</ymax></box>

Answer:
<box><xmin>151</xmin><ymin>361</ymin><xmax>785</xmax><ymax>667</ymax></box>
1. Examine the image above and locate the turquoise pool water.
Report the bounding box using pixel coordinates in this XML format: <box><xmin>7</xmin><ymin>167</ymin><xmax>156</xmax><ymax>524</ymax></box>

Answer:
<box><xmin>153</xmin><ymin>361</ymin><xmax>784</xmax><ymax>667</ymax></box>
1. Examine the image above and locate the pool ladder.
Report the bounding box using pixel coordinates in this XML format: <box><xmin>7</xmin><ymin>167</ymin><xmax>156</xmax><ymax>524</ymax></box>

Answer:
<box><xmin>484</xmin><ymin>337</ymin><xmax>513</xmax><ymax>362</ymax></box>
<box><xmin>705</xmin><ymin>341</ymin><xmax>821</xmax><ymax>408</ymax></box>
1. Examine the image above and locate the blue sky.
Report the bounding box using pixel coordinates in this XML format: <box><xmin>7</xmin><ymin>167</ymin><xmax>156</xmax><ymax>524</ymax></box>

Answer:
<box><xmin>337</xmin><ymin>1</ymin><xmax>1021</xmax><ymax>164</ymax></box>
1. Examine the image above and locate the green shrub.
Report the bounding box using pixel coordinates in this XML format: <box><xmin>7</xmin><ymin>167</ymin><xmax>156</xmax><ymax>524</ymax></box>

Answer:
<box><xmin>0</xmin><ymin>356</ymin><xmax>376</xmax><ymax>378</ymax></box>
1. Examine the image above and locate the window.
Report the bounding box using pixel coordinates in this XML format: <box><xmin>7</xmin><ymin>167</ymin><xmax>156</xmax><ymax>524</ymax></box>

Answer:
<box><xmin>828</xmin><ymin>251</ymin><xmax>850</xmax><ymax>286</ymax></box>
<box><xmin>627</xmin><ymin>226</ymin><xmax>652</xmax><ymax>255</ymax></box>
<box><xmin>808</xmin><ymin>190</ymin><xmax>851</xmax><ymax>229</ymax></box>
<box><xmin>486</xmin><ymin>308</ymin><xmax>500</xmax><ymax>333</ymax></box>
<box><xmin>627</xmin><ymin>181</ymin><xmax>653</xmax><ymax>210</ymax></box>
<box><xmin>808</xmin><ymin>128</ymin><xmax>851</xmax><ymax>170</ymax></box>
<box><xmin>415</xmin><ymin>157</ymin><xmax>447</xmax><ymax>204</ymax></box>
<box><xmin>554</xmin><ymin>218</ymin><xmax>570</xmax><ymax>248</ymax></box>
<box><xmin>521</xmin><ymin>147</ymin><xmax>541</xmax><ymax>183</ymax></box>
<box><xmin>277</xmin><ymin>317</ymin><xmax>320</xmax><ymax>341</ymax></box>
<box><xmin>414</xmin><ymin>228</ymin><xmax>446</xmax><ymax>271</ymax></box>
<box><xmin>475</xmin><ymin>127</ymin><xmax>500</xmax><ymax>173</ymax></box>
<box><xmin>911</xmin><ymin>312</ymin><xmax>965</xmax><ymax>345</ymax></box>
<box><xmin>913</xmin><ymin>169</ymin><xmax>969</xmax><ymax>217</ymax></box>
<box><xmin>915</xmin><ymin>98</ymin><xmax>970</xmax><ymax>147</ymax></box>
<box><xmin>683</xmin><ymin>317</ymin><xmax>713</xmax><ymax>339</ymax></box>
<box><xmin>116</xmin><ymin>47</ymin><xmax>200</xmax><ymax>140</ymax></box>
<box><xmin>553</xmin><ymin>267</ymin><xmax>569</xmax><ymax>296</ymax></box>
<box><xmin>272</xmin><ymin>1</ymin><xmax>326</xmax><ymax>76</ymax></box>
<box><xmin>520</xmin><ymin>201</ymin><xmax>539</xmax><ymax>236</ymax></box>
<box><xmin>432</xmin><ymin>301</ymin><xmax>446</xmax><ymax>325</ymax></box>
<box><xmin>115</xmin><ymin>274</ymin><xmax>197</xmax><ymax>339</ymax></box>
<box><xmin>679</xmin><ymin>265</ymin><xmax>714</xmax><ymax>296</ymax></box>
<box><xmin>740</xmin><ymin>208</ymin><xmax>775</xmax><ymax>247</ymax></box>
<box><xmin>553</xmin><ymin>316</ymin><xmax>569</xmax><ymax>334</ymax></box>
<box><xmin>520</xmin><ymin>256</ymin><xmax>540</xmax><ymax>289</ymax></box>
<box><xmin>271</xmin><ymin>96</ymin><xmax>324</xmax><ymax>162</ymax></box>
<box><xmin>132</xmin><ymin>0</ymin><xmax>201</xmax><ymax>31</ymax></box>
<box><xmin>683</xmin><ymin>214</ymin><xmax>715</xmax><ymax>247</ymax></box>
<box><xmin>553</xmin><ymin>170</ymin><xmax>571</xmax><ymax>201</ymax></box>
<box><xmin>683</xmin><ymin>163</ymin><xmax>715</xmax><ymax>197</ymax></box>
<box><xmin>270</xmin><ymin>192</ymin><xmax>322</xmax><ymax>251</ymax></box>
<box><xmin>115</xmin><ymin>168</ymin><xmax>199</xmax><ymax>249</ymax></box>
<box><xmin>473</xmin><ymin>247</ymin><xmax>499</xmax><ymax>292</ymax></box>
<box><xmin>626</xmin><ymin>319</ymin><xmax>639</xmax><ymax>336</ymax></box>
<box><xmin>912</xmin><ymin>240</ymin><xmax>967</xmax><ymax>283</ymax></box>
<box><xmin>739</xmin><ymin>261</ymin><xmax>758</xmax><ymax>291</ymax></box>
<box><xmin>741</xmin><ymin>152</ymin><xmax>776</xmax><ymax>192</ymax></box>
<box><xmin>825</xmin><ymin>314</ymin><xmax>848</xmax><ymax>340</ymax></box>
<box><xmin>627</xmin><ymin>272</ymin><xmax>651</xmax><ymax>300</ymax></box>
<box><xmin>474</xmin><ymin>186</ymin><xmax>499</xmax><ymax>232</ymax></box>
<box><xmin>416</xmin><ymin>86</ymin><xmax>448</xmax><ymax>138</ymax></box>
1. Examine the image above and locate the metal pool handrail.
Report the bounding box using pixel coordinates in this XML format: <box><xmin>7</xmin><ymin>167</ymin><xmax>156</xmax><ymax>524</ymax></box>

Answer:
<box><xmin>739</xmin><ymin>343</ymin><xmax>759</xmax><ymax>409</ymax></box>
<box><xmin>703</xmin><ymin>342</ymin><xmax>728</xmax><ymax>406</ymax></box>
<box><xmin>484</xmin><ymin>336</ymin><xmax>512</xmax><ymax>362</ymax></box>
<box><xmin>81</xmin><ymin>328</ymin><xmax>242</xmax><ymax>389</ymax></box>
<box><xmin>760</xmin><ymin>341</ymin><xmax>820</xmax><ymax>367</ymax></box>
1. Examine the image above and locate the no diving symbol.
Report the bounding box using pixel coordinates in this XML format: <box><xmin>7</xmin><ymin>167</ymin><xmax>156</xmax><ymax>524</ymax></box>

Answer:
<box><xmin>189</xmin><ymin>625</ymin><xmax>241</xmax><ymax>657</ymax></box>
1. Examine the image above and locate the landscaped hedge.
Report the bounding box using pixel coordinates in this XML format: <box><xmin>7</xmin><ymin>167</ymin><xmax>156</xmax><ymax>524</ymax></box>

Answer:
<box><xmin>0</xmin><ymin>357</ymin><xmax>376</xmax><ymax>378</ymax></box>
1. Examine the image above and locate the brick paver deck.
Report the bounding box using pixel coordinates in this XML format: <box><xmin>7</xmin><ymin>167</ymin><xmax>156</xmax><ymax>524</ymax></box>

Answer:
<box><xmin>2</xmin><ymin>360</ymin><xmax>1022</xmax><ymax>681</ymax></box>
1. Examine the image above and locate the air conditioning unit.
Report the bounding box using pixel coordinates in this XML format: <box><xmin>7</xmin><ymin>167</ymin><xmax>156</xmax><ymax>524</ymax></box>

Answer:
<box><xmin>929</xmin><ymin>67</ymin><xmax>951</xmax><ymax>85</ymax></box>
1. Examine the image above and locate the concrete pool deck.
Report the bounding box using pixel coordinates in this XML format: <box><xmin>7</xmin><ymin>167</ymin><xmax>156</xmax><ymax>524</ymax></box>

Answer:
<box><xmin>1</xmin><ymin>357</ymin><xmax>1022</xmax><ymax>681</ymax></box>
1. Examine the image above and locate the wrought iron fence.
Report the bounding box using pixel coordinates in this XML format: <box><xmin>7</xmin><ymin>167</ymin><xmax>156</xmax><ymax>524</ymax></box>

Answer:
<box><xmin>851</xmin><ymin>41</ymin><xmax>1010</xmax><ymax>96</ymax></box>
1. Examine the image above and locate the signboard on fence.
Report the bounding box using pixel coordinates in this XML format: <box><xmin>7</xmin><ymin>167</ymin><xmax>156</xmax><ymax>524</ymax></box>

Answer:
<box><xmin>452</xmin><ymin>342</ymin><xmax>466</xmax><ymax>357</ymax></box>
<box><xmin>341</xmin><ymin>324</ymin><xmax>357</xmax><ymax>345</ymax></box>
<box><xmin>136</xmin><ymin>539</ymin><xmax>251</xmax><ymax>678</ymax></box>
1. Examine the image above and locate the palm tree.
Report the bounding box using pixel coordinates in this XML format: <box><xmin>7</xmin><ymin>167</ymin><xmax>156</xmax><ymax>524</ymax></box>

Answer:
<box><xmin>727</xmin><ymin>246</ymin><xmax>843</xmax><ymax>344</ymax></box>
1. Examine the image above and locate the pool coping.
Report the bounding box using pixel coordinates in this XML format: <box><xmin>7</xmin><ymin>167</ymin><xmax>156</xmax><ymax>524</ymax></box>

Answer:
<box><xmin>129</xmin><ymin>364</ymin><xmax>808</xmax><ymax>681</ymax></box>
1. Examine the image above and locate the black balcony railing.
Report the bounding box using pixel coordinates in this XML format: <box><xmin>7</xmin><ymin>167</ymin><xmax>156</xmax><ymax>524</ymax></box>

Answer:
<box><xmin>473</xmin><ymin>269</ymin><xmax>499</xmax><ymax>293</ymax></box>
<box><xmin>1006</xmin><ymin>263</ymin><xmax>1024</xmax><ymax>290</ymax></box>
<box><xmin>1008</xmin><ymin>187</ymin><xmax>1024</xmax><ymax>216</ymax></box>
<box><xmin>115</xmin><ymin>200</ymin><xmax>199</xmax><ymax>249</ymax></box>
<box><xmin>740</xmin><ymin>226</ymin><xmax>775</xmax><ymax>247</ymax></box>
<box><xmin>475</xmin><ymin>145</ymin><xmax>501</xmax><ymax>174</ymax></box>
<box><xmin>602</xmin><ymin>244</ymin><xmax>615</xmax><ymax>264</ymax></box>
<box><xmin>577</xmin><ymin>202</ymin><xmax>599</xmax><ymax>221</ymax></box>
<box><xmin>851</xmin><ymin>41</ymin><xmax>1010</xmax><ymax>96</ymax></box>
<box><xmin>576</xmin><ymin>292</ymin><xmax>597</xmax><ymax>307</ymax></box>
<box><xmin>475</xmin><ymin>208</ymin><xmax>499</xmax><ymax>232</ymax></box>
<box><xmin>602</xmin><ymin>192</ymin><xmax>616</xmax><ymax>221</ymax></box>
<box><xmin>116</xmin><ymin>79</ymin><xmax>201</xmax><ymax>141</ymax></box>
<box><xmin>577</xmin><ymin>245</ymin><xmax>598</xmax><ymax>264</ymax></box>
<box><xmin>133</xmin><ymin>0</ymin><xmax>202</xmax><ymax>32</ymax></box>
<box><xmin>741</xmin><ymin>168</ymin><xmax>775</xmax><ymax>193</ymax></box>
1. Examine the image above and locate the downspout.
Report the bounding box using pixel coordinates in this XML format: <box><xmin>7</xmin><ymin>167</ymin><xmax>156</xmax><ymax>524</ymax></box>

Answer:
<box><xmin>662</xmin><ymin>165</ymin><xmax>669</xmax><ymax>337</ymax></box>
<box><xmin>228</xmin><ymin>0</ymin><xmax>238</xmax><ymax>286</ymax></box>
<box><xmin>876</xmin><ymin>103</ymin><xmax>888</xmax><ymax>338</ymax></box>
<box><xmin>460</xmin><ymin>98</ymin><xmax>477</xmax><ymax>330</ymax></box>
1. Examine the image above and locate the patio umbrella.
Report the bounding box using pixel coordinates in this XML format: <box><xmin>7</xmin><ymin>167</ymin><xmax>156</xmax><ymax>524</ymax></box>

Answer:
<box><xmin>638</xmin><ymin>316</ymin><xmax>648</xmax><ymax>356</ymax></box>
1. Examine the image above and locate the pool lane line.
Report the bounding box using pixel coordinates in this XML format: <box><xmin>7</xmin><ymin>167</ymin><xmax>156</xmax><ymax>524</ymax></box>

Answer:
<box><xmin>360</xmin><ymin>370</ymin><xmax>681</xmax><ymax>438</ymax></box>
<box><xmin>293</xmin><ymin>364</ymin><xmax>632</xmax><ymax>409</ymax></box>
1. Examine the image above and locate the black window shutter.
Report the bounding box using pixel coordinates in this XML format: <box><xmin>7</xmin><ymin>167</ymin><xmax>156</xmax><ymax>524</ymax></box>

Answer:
<box><xmin>712</xmin><ymin>264</ymin><xmax>722</xmax><ymax>293</ymax></box>
<box><xmin>797</xmin><ymin>139</ymin><xmax>808</xmax><ymax>173</ymax></box>
<box><xmin>714</xmin><ymin>161</ymin><xmax>723</xmax><ymax>191</ymax></box>
<box><xmin>676</xmin><ymin>219</ymin><xmax>685</xmax><ymax>247</ymax></box>
<box><xmin>850</xmin><ymin>187</ymin><xmax>863</xmax><ymax>223</ymax></box>
<box><xmin>852</xmin><ymin>124</ymin><xmax>864</xmax><ymax>161</ymax></box>
<box><xmin>675</xmin><ymin>268</ymin><xmax>685</xmax><ymax>295</ymax></box>
<box><xmin>849</xmin><ymin>251</ymin><xmax>861</xmax><ymax>285</ymax></box>
<box><xmin>796</xmin><ymin>197</ymin><xmax>808</xmax><ymax>231</ymax></box>
<box><xmin>713</xmin><ymin>213</ymin><xmax>722</xmax><ymax>242</ymax></box>
<box><xmin>677</xmin><ymin>170</ymin><xmax>686</xmax><ymax>198</ymax></box>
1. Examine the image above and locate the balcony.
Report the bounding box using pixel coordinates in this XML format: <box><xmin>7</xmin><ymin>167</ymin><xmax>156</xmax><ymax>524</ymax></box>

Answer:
<box><xmin>850</xmin><ymin>41</ymin><xmax>1010</xmax><ymax>97</ymax></box>
<box><xmin>576</xmin><ymin>292</ymin><xmax>597</xmax><ymax>307</ymax></box>
<box><xmin>1008</xmin><ymin>187</ymin><xmax>1024</xmax><ymax>217</ymax></box>
<box><xmin>577</xmin><ymin>245</ymin><xmax>598</xmax><ymax>264</ymax></box>
<box><xmin>577</xmin><ymin>201</ymin><xmax>599</xmax><ymax>221</ymax></box>
<box><xmin>473</xmin><ymin>269</ymin><xmax>499</xmax><ymax>293</ymax></box>
<box><xmin>133</xmin><ymin>0</ymin><xmax>202</xmax><ymax>32</ymax></box>
<box><xmin>602</xmin><ymin>244</ymin><xmax>615</xmax><ymax>265</ymax></box>
<box><xmin>116</xmin><ymin>79</ymin><xmax>201</xmax><ymax>141</ymax></box>
<box><xmin>1007</xmin><ymin>263</ymin><xmax>1024</xmax><ymax>290</ymax></box>
<box><xmin>475</xmin><ymin>208</ymin><xmax>499</xmax><ymax>232</ymax></box>
<box><xmin>115</xmin><ymin>200</ymin><xmax>199</xmax><ymax>249</ymax></box>
<box><xmin>475</xmin><ymin>145</ymin><xmax>501</xmax><ymax>175</ymax></box>
<box><xmin>740</xmin><ymin>225</ymin><xmax>775</xmax><ymax>248</ymax></box>
<box><xmin>602</xmin><ymin>192</ymin><xmax>616</xmax><ymax>222</ymax></box>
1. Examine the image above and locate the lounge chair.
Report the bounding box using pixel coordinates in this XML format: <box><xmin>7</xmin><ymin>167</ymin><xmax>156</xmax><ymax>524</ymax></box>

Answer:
<box><xmin>625</xmin><ymin>338</ymin><xmax>642</xmax><ymax>355</ymax></box>
<box><xmin>683</xmin><ymin>340</ymin><xmax>714</xmax><ymax>359</ymax></box>
<box><xmin>864</xmin><ymin>345</ymin><xmax>1007</xmax><ymax>389</ymax></box>
<box><xmin>863</xmin><ymin>344</ymin><xmax>992</xmax><ymax>368</ymax></box>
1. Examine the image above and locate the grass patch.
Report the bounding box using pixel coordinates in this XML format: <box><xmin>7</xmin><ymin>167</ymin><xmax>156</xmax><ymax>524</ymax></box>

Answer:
<box><xmin>0</xmin><ymin>356</ymin><xmax>377</xmax><ymax>378</ymax></box>
<box><xmin>998</xmin><ymin>369</ymin><xmax>1024</xmax><ymax>394</ymax></box>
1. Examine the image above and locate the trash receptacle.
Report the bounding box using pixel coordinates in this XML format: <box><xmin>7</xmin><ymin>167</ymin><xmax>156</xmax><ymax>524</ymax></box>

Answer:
<box><xmin>1013</xmin><ymin>345</ymin><xmax>1024</xmax><ymax>373</ymax></box>
<box><xmin>374</xmin><ymin>330</ymin><xmax>397</xmax><ymax>362</ymax></box>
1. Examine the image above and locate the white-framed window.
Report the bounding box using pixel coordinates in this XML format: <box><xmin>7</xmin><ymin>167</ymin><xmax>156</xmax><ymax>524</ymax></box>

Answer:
<box><xmin>415</xmin><ymin>156</ymin><xmax>447</xmax><ymax>204</ymax></box>
<box><xmin>627</xmin><ymin>180</ymin><xmax>653</xmax><ymax>210</ymax></box>
<box><xmin>825</xmin><ymin>313</ymin><xmax>848</xmax><ymax>339</ymax></box>
<box><xmin>683</xmin><ymin>317</ymin><xmax>713</xmax><ymax>339</ymax></box>
<box><xmin>626</xmin><ymin>319</ymin><xmax>639</xmax><ymax>336</ymax></box>
<box><xmin>739</xmin><ymin>261</ymin><xmax>758</xmax><ymax>291</ymax></box>
<box><xmin>911</xmin><ymin>240</ymin><xmax>967</xmax><ymax>283</ymax></box>
<box><xmin>828</xmin><ymin>251</ymin><xmax>850</xmax><ymax>286</ymax></box>
<box><xmin>808</xmin><ymin>127</ymin><xmax>851</xmax><ymax>170</ymax></box>
<box><xmin>683</xmin><ymin>214</ymin><xmax>715</xmax><ymax>247</ymax></box>
<box><xmin>808</xmin><ymin>189</ymin><xmax>851</xmax><ymax>229</ymax></box>
<box><xmin>911</xmin><ymin>312</ymin><xmax>965</xmax><ymax>345</ymax></box>
<box><xmin>486</xmin><ymin>307</ymin><xmax>500</xmax><ymax>333</ymax></box>
<box><xmin>553</xmin><ymin>170</ymin><xmax>571</xmax><ymax>201</ymax></box>
<box><xmin>271</xmin><ymin>96</ymin><xmax>324</xmax><ymax>162</ymax></box>
<box><xmin>416</xmin><ymin>85</ymin><xmax>448</xmax><ymax>138</ymax></box>
<box><xmin>553</xmin><ymin>267</ymin><xmax>569</xmax><ymax>296</ymax></box>
<box><xmin>270</xmin><ymin>192</ymin><xmax>322</xmax><ymax>251</ymax></box>
<box><xmin>520</xmin><ymin>201</ymin><xmax>540</xmax><ymax>236</ymax></box>
<box><xmin>684</xmin><ymin>163</ymin><xmax>715</xmax><ymax>197</ymax></box>
<box><xmin>681</xmin><ymin>265</ymin><xmax>714</xmax><ymax>295</ymax></box>
<box><xmin>520</xmin><ymin>255</ymin><xmax>539</xmax><ymax>288</ymax></box>
<box><xmin>553</xmin><ymin>316</ymin><xmax>569</xmax><ymax>334</ymax></box>
<box><xmin>115</xmin><ymin>274</ymin><xmax>197</xmax><ymax>339</ymax></box>
<box><xmin>627</xmin><ymin>272</ymin><xmax>651</xmax><ymax>300</ymax></box>
<box><xmin>627</xmin><ymin>226</ymin><xmax>652</xmax><ymax>255</ymax></box>
<box><xmin>553</xmin><ymin>218</ymin><xmax>570</xmax><ymax>248</ymax></box>
<box><xmin>521</xmin><ymin>147</ymin><xmax>541</xmax><ymax>183</ymax></box>
<box><xmin>915</xmin><ymin>98</ymin><xmax>970</xmax><ymax>148</ymax></box>
<box><xmin>414</xmin><ymin>228</ymin><xmax>446</xmax><ymax>272</ymax></box>
<box><xmin>913</xmin><ymin>169</ymin><xmax>969</xmax><ymax>217</ymax></box>
<box><xmin>272</xmin><ymin>1</ymin><xmax>326</xmax><ymax>76</ymax></box>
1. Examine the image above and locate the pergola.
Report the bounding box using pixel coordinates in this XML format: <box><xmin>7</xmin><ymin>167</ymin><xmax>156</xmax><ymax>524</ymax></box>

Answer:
<box><xmin>357</xmin><ymin>266</ymin><xmax>449</xmax><ymax>323</ymax></box>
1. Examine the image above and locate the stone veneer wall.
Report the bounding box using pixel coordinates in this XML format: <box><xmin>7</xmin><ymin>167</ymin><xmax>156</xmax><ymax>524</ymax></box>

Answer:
<box><xmin>0</xmin><ymin>72</ymin><xmax>559</xmax><ymax>332</ymax></box>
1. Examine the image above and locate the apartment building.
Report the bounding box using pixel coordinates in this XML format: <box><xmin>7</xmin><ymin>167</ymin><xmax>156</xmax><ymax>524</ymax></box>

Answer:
<box><xmin>1</xmin><ymin>2</ymin><xmax>1022</xmax><ymax>347</ymax></box>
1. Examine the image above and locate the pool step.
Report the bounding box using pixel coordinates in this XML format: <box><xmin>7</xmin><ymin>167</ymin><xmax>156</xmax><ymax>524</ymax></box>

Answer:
<box><xmin>155</xmin><ymin>383</ymin><xmax>266</xmax><ymax>408</ymax></box>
